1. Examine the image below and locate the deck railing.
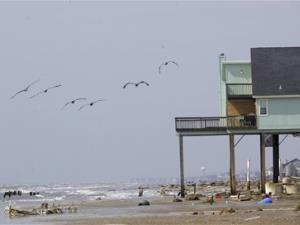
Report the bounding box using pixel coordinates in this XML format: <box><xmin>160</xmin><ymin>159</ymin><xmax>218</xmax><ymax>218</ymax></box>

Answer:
<box><xmin>226</xmin><ymin>83</ymin><xmax>252</xmax><ymax>97</ymax></box>
<box><xmin>175</xmin><ymin>115</ymin><xmax>256</xmax><ymax>131</ymax></box>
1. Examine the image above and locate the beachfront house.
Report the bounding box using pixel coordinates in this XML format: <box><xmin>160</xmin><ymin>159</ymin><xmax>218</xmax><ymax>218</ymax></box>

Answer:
<box><xmin>175</xmin><ymin>47</ymin><xmax>300</xmax><ymax>196</ymax></box>
<box><xmin>281</xmin><ymin>158</ymin><xmax>300</xmax><ymax>177</ymax></box>
<box><xmin>219</xmin><ymin>47</ymin><xmax>300</xmax><ymax>131</ymax></box>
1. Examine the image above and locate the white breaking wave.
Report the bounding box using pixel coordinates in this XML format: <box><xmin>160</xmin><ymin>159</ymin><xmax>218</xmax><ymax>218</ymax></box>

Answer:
<box><xmin>16</xmin><ymin>195</ymin><xmax>66</xmax><ymax>202</ymax></box>
<box><xmin>74</xmin><ymin>189</ymin><xmax>99</xmax><ymax>195</ymax></box>
<box><xmin>1</xmin><ymin>183</ymin><xmax>162</xmax><ymax>203</ymax></box>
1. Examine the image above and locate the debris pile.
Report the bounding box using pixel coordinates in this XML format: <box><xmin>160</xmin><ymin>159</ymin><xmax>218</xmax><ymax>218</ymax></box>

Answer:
<box><xmin>5</xmin><ymin>202</ymin><xmax>78</xmax><ymax>218</ymax></box>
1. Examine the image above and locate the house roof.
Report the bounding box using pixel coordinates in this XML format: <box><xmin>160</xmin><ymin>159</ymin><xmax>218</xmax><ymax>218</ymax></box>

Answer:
<box><xmin>282</xmin><ymin>158</ymin><xmax>300</xmax><ymax>167</ymax></box>
<box><xmin>251</xmin><ymin>47</ymin><xmax>300</xmax><ymax>96</ymax></box>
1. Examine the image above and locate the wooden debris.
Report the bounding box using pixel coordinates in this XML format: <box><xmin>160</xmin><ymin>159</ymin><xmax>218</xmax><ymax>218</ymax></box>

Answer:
<box><xmin>8</xmin><ymin>206</ymin><xmax>39</xmax><ymax>217</ymax></box>
<box><xmin>173</xmin><ymin>198</ymin><xmax>183</xmax><ymax>202</ymax></box>
<box><xmin>230</xmin><ymin>194</ymin><xmax>251</xmax><ymax>201</ymax></box>
<box><xmin>219</xmin><ymin>208</ymin><xmax>235</xmax><ymax>215</ymax></box>
<box><xmin>185</xmin><ymin>194</ymin><xmax>199</xmax><ymax>201</ymax></box>
<box><xmin>245</xmin><ymin>216</ymin><xmax>261</xmax><ymax>221</ymax></box>
<box><xmin>6</xmin><ymin>203</ymin><xmax>78</xmax><ymax>218</ymax></box>
<box><xmin>295</xmin><ymin>203</ymin><xmax>300</xmax><ymax>211</ymax></box>
<box><xmin>138</xmin><ymin>200</ymin><xmax>150</xmax><ymax>206</ymax></box>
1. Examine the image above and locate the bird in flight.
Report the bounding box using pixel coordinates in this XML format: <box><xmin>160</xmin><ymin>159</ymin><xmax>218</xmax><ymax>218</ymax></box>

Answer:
<box><xmin>11</xmin><ymin>79</ymin><xmax>40</xmax><ymax>99</ymax></box>
<box><xmin>158</xmin><ymin>61</ymin><xmax>179</xmax><ymax>74</ymax></box>
<box><xmin>61</xmin><ymin>98</ymin><xmax>87</xmax><ymax>110</ymax></box>
<box><xmin>30</xmin><ymin>84</ymin><xmax>62</xmax><ymax>99</ymax></box>
<box><xmin>78</xmin><ymin>99</ymin><xmax>106</xmax><ymax>111</ymax></box>
<box><xmin>123</xmin><ymin>81</ymin><xmax>150</xmax><ymax>89</ymax></box>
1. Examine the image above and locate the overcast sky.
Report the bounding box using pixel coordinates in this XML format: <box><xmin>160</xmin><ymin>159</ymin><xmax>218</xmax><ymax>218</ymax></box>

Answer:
<box><xmin>0</xmin><ymin>1</ymin><xmax>300</xmax><ymax>184</ymax></box>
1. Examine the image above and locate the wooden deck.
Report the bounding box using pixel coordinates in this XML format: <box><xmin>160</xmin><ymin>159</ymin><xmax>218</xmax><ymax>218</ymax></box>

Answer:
<box><xmin>175</xmin><ymin>116</ymin><xmax>300</xmax><ymax>136</ymax></box>
<box><xmin>175</xmin><ymin>116</ymin><xmax>256</xmax><ymax>133</ymax></box>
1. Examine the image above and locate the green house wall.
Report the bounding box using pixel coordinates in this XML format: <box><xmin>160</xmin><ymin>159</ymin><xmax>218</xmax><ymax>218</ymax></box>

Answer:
<box><xmin>219</xmin><ymin>57</ymin><xmax>300</xmax><ymax>131</ymax></box>
<box><xmin>220</xmin><ymin>61</ymin><xmax>251</xmax><ymax>117</ymax></box>
<box><xmin>225</xmin><ymin>64</ymin><xmax>252</xmax><ymax>84</ymax></box>
<box><xmin>257</xmin><ymin>98</ymin><xmax>300</xmax><ymax>129</ymax></box>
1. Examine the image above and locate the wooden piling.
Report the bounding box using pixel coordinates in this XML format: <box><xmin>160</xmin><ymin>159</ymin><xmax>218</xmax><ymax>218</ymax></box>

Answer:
<box><xmin>272</xmin><ymin>134</ymin><xmax>279</xmax><ymax>183</ymax></box>
<box><xmin>229</xmin><ymin>134</ymin><xmax>236</xmax><ymax>194</ymax></box>
<box><xmin>179</xmin><ymin>135</ymin><xmax>185</xmax><ymax>198</ymax></box>
<box><xmin>246</xmin><ymin>159</ymin><xmax>250</xmax><ymax>190</ymax></box>
<box><xmin>260</xmin><ymin>133</ymin><xmax>266</xmax><ymax>193</ymax></box>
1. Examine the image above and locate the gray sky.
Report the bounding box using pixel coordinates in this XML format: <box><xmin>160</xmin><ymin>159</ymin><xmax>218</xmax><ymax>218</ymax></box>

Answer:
<box><xmin>0</xmin><ymin>1</ymin><xmax>300</xmax><ymax>184</ymax></box>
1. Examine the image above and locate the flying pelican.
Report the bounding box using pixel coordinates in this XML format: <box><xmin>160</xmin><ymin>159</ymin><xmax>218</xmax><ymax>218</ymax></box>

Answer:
<box><xmin>11</xmin><ymin>79</ymin><xmax>40</xmax><ymax>99</ymax></box>
<box><xmin>30</xmin><ymin>84</ymin><xmax>62</xmax><ymax>98</ymax></box>
<box><xmin>123</xmin><ymin>81</ymin><xmax>150</xmax><ymax>89</ymax></box>
<box><xmin>61</xmin><ymin>98</ymin><xmax>87</xmax><ymax>110</ymax></box>
<box><xmin>158</xmin><ymin>61</ymin><xmax>179</xmax><ymax>74</ymax></box>
<box><xmin>78</xmin><ymin>99</ymin><xmax>106</xmax><ymax>111</ymax></box>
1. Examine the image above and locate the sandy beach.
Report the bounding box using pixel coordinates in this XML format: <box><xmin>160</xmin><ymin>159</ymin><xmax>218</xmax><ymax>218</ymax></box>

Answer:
<box><xmin>32</xmin><ymin>195</ymin><xmax>300</xmax><ymax>225</ymax></box>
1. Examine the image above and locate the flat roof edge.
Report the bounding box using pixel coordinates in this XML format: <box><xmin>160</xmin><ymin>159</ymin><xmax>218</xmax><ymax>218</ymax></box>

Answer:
<box><xmin>222</xmin><ymin>60</ymin><xmax>251</xmax><ymax>65</ymax></box>
<box><xmin>253</xmin><ymin>95</ymin><xmax>300</xmax><ymax>98</ymax></box>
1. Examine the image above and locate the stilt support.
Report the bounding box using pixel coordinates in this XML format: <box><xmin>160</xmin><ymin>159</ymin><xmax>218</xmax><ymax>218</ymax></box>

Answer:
<box><xmin>273</xmin><ymin>134</ymin><xmax>279</xmax><ymax>183</ymax></box>
<box><xmin>246</xmin><ymin>159</ymin><xmax>251</xmax><ymax>190</ymax></box>
<box><xmin>260</xmin><ymin>134</ymin><xmax>266</xmax><ymax>193</ymax></box>
<box><xmin>229</xmin><ymin>134</ymin><xmax>236</xmax><ymax>195</ymax></box>
<box><xmin>179</xmin><ymin>135</ymin><xmax>185</xmax><ymax>198</ymax></box>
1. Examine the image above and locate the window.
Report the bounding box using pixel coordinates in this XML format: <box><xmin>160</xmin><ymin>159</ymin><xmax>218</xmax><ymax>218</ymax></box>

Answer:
<box><xmin>259</xmin><ymin>99</ymin><xmax>268</xmax><ymax>116</ymax></box>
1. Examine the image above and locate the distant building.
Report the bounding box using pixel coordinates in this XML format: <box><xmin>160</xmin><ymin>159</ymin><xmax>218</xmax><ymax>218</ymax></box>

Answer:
<box><xmin>281</xmin><ymin>158</ymin><xmax>300</xmax><ymax>177</ymax></box>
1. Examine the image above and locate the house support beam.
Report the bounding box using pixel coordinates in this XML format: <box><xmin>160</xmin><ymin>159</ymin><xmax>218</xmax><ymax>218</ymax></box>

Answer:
<box><xmin>246</xmin><ymin>159</ymin><xmax>251</xmax><ymax>190</ymax></box>
<box><xmin>229</xmin><ymin>134</ymin><xmax>236</xmax><ymax>194</ymax></box>
<box><xmin>260</xmin><ymin>134</ymin><xmax>266</xmax><ymax>193</ymax></box>
<box><xmin>179</xmin><ymin>135</ymin><xmax>185</xmax><ymax>198</ymax></box>
<box><xmin>272</xmin><ymin>134</ymin><xmax>279</xmax><ymax>183</ymax></box>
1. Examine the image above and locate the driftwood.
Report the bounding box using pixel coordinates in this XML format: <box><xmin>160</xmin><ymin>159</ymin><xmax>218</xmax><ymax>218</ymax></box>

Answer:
<box><xmin>8</xmin><ymin>207</ymin><xmax>39</xmax><ymax>217</ymax></box>
<box><xmin>6</xmin><ymin>203</ymin><xmax>77</xmax><ymax>218</ymax></box>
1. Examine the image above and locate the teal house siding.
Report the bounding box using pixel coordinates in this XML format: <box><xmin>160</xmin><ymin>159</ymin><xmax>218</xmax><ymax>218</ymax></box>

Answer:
<box><xmin>257</xmin><ymin>98</ymin><xmax>300</xmax><ymax>129</ymax></box>
<box><xmin>225</xmin><ymin>63</ymin><xmax>252</xmax><ymax>84</ymax></box>
<box><xmin>219</xmin><ymin>60</ymin><xmax>251</xmax><ymax>117</ymax></box>
<box><xmin>252</xmin><ymin>47</ymin><xmax>300</xmax><ymax>131</ymax></box>
<box><xmin>220</xmin><ymin>78</ymin><xmax>226</xmax><ymax>117</ymax></box>
<box><xmin>219</xmin><ymin>56</ymin><xmax>227</xmax><ymax>117</ymax></box>
<box><xmin>218</xmin><ymin>47</ymin><xmax>300</xmax><ymax>131</ymax></box>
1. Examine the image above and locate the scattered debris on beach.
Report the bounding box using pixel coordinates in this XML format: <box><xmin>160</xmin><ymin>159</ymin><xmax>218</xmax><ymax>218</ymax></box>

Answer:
<box><xmin>5</xmin><ymin>202</ymin><xmax>78</xmax><ymax>218</ymax></box>
<box><xmin>173</xmin><ymin>198</ymin><xmax>183</xmax><ymax>202</ymax></box>
<box><xmin>219</xmin><ymin>207</ymin><xmax>236</xmax><ymax>215</ymax></box>
<box><xmin>295</xmin><ymin>203</ymin><xmax>300</xmax><ymax>211</ymax></box>
<box><xmin>159</xmin><ymin>177</ymin><xmax>300</xmax><ymax>202</ymax></box>
<box><xmin>244</xmin><ymin>215</ymin><xmax>261</xmax><ymax>221</ymax></box>
<box><xmin>185</xmin><ymin>194</ymin><xmax>200</xmax><ymax>201</ymax></box>
<box><xmin>230</xmin><ymin>193</ymin><xmax>252</xmax><ymax>201</ymax></box>
<box><xmin>138</xmin><ymin>200</ymin><xmax>150</xmax><ymax>206</ymax></box>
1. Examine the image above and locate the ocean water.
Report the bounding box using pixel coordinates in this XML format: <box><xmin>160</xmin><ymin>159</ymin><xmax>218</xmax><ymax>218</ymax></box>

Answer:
<box><xmin>0</xmin><ymin>182</ymin><xmax>161</xmax><ymax>224</ymax></box>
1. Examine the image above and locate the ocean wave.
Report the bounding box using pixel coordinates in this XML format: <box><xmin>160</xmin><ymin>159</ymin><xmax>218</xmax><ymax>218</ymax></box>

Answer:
<box><xmin>67</xmin><ymin>190</ymin><xmax>99</xmax><ymax>195</ymax></box>
<box><xmin>15</xmin><ymin>195</ymin><xmax>66</xmax><ymax>203</ymax></box>
<box><xmin>1</xmin><ymin>183</ymin><xmax>162</xmax><ymax>202</ymax></box>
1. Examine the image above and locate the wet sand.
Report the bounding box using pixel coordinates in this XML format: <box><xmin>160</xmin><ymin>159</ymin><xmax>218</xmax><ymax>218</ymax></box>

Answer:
<box><xmin>48</xmin><ymin>195</ymin><xmax>300</xmax><ymax>225</ymax></box>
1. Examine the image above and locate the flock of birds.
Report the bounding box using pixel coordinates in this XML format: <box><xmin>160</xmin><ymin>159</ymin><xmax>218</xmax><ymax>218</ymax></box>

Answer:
<box><xmin>11</xmin><ymin>60</ymin><xmax>179</xmax><ymax>111</ymax></box>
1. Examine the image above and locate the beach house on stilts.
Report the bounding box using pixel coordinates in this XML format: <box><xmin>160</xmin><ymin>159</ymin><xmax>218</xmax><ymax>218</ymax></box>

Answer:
<box><xmin>175</xmin><ymin>47</ymin><xmax>300</xmax><ymax>197</ymax></box>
